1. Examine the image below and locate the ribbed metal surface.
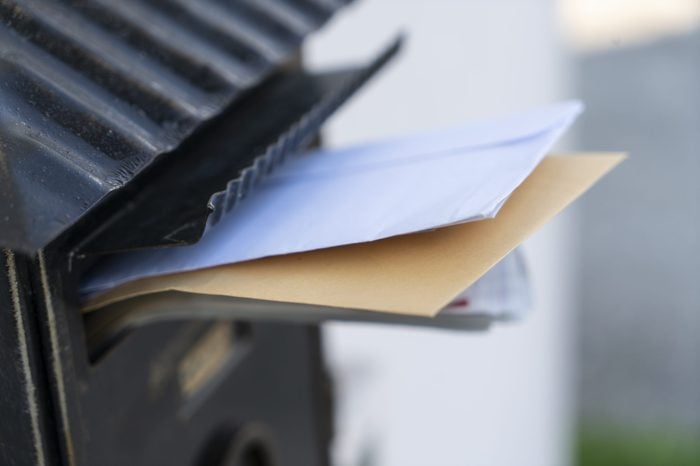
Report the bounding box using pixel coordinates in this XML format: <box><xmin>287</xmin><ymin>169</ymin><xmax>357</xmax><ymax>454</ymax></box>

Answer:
<box><xmin>0</xmin><ymin>0</ymin><xmax>351</xmax><ymax>252</ymax></box>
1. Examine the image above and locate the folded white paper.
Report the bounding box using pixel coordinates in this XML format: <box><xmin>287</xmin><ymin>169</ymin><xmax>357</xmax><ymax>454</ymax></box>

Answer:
<box><xmin>83</xmin><ymin>101</ymin><xmax>582</xmax><ymax>295</ymax></box>
<box><xmin>443</xmin><ymin>249</ymin><xmax>531</xmax><ymax>318</ymax></box>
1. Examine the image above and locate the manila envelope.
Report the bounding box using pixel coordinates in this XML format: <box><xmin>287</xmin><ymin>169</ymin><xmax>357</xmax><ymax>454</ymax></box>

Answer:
<box><xmin>84</xmin><ymin>154</ymin><xmax>624</xmax><ymax>316</ymax></box>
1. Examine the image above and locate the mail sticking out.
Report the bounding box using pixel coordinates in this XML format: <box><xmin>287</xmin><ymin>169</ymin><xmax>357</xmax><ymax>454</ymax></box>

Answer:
<box><xmin>82</xmin><ymin>101</ymin><xmax>624</xmax><ymax>324</ymax></box>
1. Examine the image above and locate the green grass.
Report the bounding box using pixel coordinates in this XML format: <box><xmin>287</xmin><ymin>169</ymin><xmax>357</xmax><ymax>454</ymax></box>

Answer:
<box><xmin>577</xmin><ymin>423</ymin><xmax>700</xmax><ymax>466</ymax></box>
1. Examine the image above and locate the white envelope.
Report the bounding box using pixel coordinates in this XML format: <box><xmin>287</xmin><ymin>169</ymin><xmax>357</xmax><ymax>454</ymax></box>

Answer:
<box><xmin>83</xmin><ymin>101</ymin><xmax>582</xmax><ymax>295</ymax></box>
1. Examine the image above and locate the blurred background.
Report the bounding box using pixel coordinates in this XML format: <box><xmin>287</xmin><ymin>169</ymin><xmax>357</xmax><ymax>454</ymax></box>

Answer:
<box><xmin>304</xmin><ymin>1</ymin><xmax>700</xmax><ymax>465</ymax></box>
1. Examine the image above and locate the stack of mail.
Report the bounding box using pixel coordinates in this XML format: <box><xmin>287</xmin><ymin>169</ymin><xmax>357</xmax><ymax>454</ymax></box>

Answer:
<box><xmin>81</xmin><ymin>101</ymin><xmax>623</xmax><ymax>330</ymax></box>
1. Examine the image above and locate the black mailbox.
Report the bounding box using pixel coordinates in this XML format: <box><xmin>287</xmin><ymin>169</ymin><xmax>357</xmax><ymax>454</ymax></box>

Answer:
<box><xmin>0</xmin><ymin>1</ymin><xmax>397</xmax><ymax>464</ymax></box>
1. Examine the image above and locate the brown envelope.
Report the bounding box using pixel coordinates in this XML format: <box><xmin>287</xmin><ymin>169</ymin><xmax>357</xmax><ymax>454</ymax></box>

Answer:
<box><xmin>84</xmin><ymin>154</ymin><xmax>624</xmax><ymax>316</ymax></box>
